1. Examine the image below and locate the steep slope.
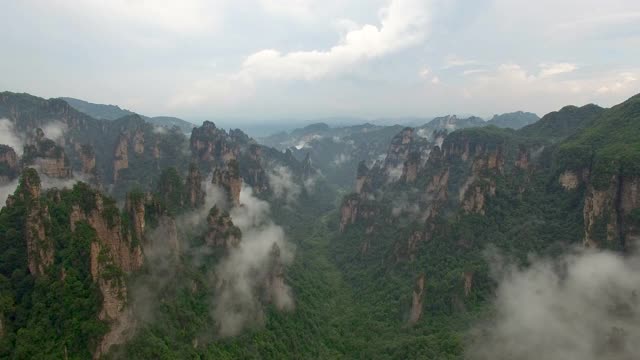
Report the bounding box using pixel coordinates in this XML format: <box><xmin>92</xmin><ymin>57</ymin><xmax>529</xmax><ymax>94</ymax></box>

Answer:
<box><xmin>486</xmin><ymin>111</ymin><xmax>539</xmax><ymax>129</ymax></box>
<box><xmin>61</xmin><ymin>97</ymin><xmax>196</xmax><ymax>134</ymax></box>
<box><xmin>519</xmin><ymin>103</ymin><xmax>604</xmax><ymax>140</ymax></box>
<box><xmin>334</xmin><ymin>94</ymin><xmax>640</xmax><ymax>355</ymax></box>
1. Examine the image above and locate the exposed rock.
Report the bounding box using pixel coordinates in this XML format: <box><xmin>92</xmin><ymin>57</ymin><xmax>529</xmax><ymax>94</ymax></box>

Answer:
<box><xmin>77</xmin><ymin>144</ymin><xmax>97</xmax><ymax>176</ymax></box>
<box><xmin>190</xmin><ymin>121</ymin><xmax>239</xmax><ymax>166</ymax></box>
<box><xmin>205</xmin><ymin>206</ymin><xmax>241</xmax><ymax>248</ymax></box>
<box><xmin>514</xmin><ymin>145</ymin><xmax>529</xmax><ymax>170</ymax></box>
<box><xmin>113</xmin><ymin>134</ymin><xmax>129</xmax><ymax>182</ymax></box>
<box><xmin>212</xmin><ymin>160</ymin><xmax>242</xmax><ymax>208</ymax></box>
<box><xmin>185</xmin><ymin>164</ymin><xmax>205</xmax><ymax>208</ymax></box>
<box><xmin>385</xmin><ymin>127</ymin><xmax>414</xmax><ymax>174</ymax></box>
<box><xmin>132</xmin><ymin>129</ymin><xmax>145</xmax><ymax>155</ymax></box>
<box><xmin>402</xmin><ymin>152</ymin><xmax>420</xmax><ymax>183</ymax></box>
<box><xmin>24</xmin><ymin>129</ymin><xmax>72</xmax><ymax>178</ymax></box>
<box><xmin>463</xmin><ymin>271</ymin><xmax>473</xmax><ymax>297</ymax></box>
<box><xmin>0</xmin><ymin>145</ymin><xmax>19</xmax><ymax>184</ymax></box>
<box><xmin>559</xmin><ymin>170</ymin><xmax>579</xmax><ymax>190</ymax></box>
<box><xmin>339</xmin><ymin>196</ymin><xmax>360</xmax><ymax>233</ymax></box>
<box><xmin>408</xmin><ymin>274</ymin><xmax>426</xmax><ymax>325</ymax></box>
<box><xmin>244</xmin><ymin>144</ymin><xmax>269</xmax><ymax>194</ymax></box>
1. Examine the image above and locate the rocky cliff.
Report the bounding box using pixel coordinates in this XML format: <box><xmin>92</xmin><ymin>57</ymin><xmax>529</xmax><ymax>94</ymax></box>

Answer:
<box><xmin>212</xmin><ymin>160</ymin><xmax>242</xmax><ymax>208</ymax></box>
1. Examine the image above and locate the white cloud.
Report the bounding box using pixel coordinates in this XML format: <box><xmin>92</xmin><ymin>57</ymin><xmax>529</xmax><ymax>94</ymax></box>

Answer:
<box><xmin>170</xmin><ymin>0</ymin><xmax>431</xmax><ymax>109</ymax></box>
<box><xmin>419</xmin><ymin>66</ymin><xmax>431</xmax><ymax>78</ymax></box>
<box><xmin>431</xmin><ymin>76</ymin><xmax>440</xmax><ymax>84</ymax></box>
<box><xmin>468</xmin><ymin>248</ymin><xmax>640</xmax><ymax>360</ymax></box>
<box><xmin>539</xmin><ymin>62</ymin><xmax>578</xmax><ymax>77</ymax></box>
<box><xmin>241</xmin><ymin>0</ymin><xmax>430</xmax><ymax>81</ymax></box>
<box><xmin>443</xmin><ymin>54</ymin><xmax>477</xmax><ymax>69</ymax></box>
<box><xmin>0</xmin><ymin>119</ymin><xmax>25</xmax><ymax>155</ymax></box>
<box><xmin>50</xmin><ymin>0</ymin><xmax>224</xmax><ymax>35</ymax></box>
<box><xmin>259</xmin><ymin>0</ymin><xmax>314</xmax><ymax>20</ymax></box>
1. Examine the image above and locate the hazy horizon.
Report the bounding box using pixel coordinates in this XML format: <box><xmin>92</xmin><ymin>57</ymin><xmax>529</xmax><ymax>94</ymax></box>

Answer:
<box><xmin>2</xmin><ymin>0</ymin><xmax>638</xmax><ymax>124</ymax></box>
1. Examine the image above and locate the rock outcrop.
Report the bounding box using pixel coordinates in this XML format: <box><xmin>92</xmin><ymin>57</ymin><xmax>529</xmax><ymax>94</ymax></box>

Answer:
<box><xmin>408</xmin><ymin>274</ymin><xmax>426</xmax><ymax>325</ymax></box>
<box><xmin>205</xmin><ymin>206</ymin><xmax>241</xmax><ymax>248</ymax></box>
<box><xmin>185</xmin><ymin>164</ymin><xmax>205</xmax><ymax>208</ymax></box>
<box><xmin>0</xmin><ymin>145</ymin><xmax>19</xmax><ymax>183</ymax></box>
<box><xmin>212</xmin><ymin>160</ymin><xmax>242</xmax><ymax>208</ymax></box>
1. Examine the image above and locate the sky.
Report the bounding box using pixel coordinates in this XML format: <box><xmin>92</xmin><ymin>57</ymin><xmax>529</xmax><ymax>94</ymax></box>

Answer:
<box><xmin>1</xmin><ymin>0</ymin><xmax>639</xmax><ymax>124</ymax></box>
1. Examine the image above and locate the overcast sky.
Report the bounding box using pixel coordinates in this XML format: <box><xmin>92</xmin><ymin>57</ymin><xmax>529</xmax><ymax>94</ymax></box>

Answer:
<box><xmin>2</xmin><ymin>0</ymin><xmax>639</xmax><ymax>123</ymax></box>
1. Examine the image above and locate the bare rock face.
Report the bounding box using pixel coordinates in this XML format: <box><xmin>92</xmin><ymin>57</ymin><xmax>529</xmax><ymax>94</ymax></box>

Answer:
<box><xmin>69</xmin><ymin>191</ymin><xmax>145</xmax><ymax>357</ymax></box>
<box><xmin>205</xmin><ymin>206</ymin><xmax>241</xmax><ymax>248</ymax></box>
<box><xmin>190</xmin><ymin>121</ymin><xmax>239</xmax><ymax>166</ymax></box>
<box><xmin>0</xmin><ymin>145</ymin><xmax>19</xmax><ymax>183</ymax></box>
<box><xmin>185</xmin><ymin>164</ymin><xmax>205</xmax><ymax>208</ymax></box>
<box><xmin>408</xmin><ymin>274</ymin><xmax>426</xmax><ymax>325</ymax></box>
<box><xmin>212</xmin><ymin>160</ymin><xmax>242</xmax><ymax>208</ymax></box>
<box><xmin>132</xmin><ymin>129</ymin><xmax>145</xmax><ymax>155</ymax></box>
<box><xmin>339</xmin><ymin>196</ymin><xmax>360</xmax><ymax>233</ymax></box>
<box><xmin>24</xmin><ymin>129</ymin><xmax>73</xmax><ymax>178</ymax></box>
<box><xmin>401</xmin><ymin>152</ymin><xmax>420</xmax><ymax>183</ymax></box>
<box><xmin>583</xmin><ymin>175</ymin><xmax>640</xmax><ymax>249</ymax></box>
<box><xmin>244</xmin><ymin>144</ymin><xmax>269</xmax><ymax>194</ymax></box>
<box><xmin>463</xmin><ymin>271</ymin><xmax>473</xmax><ymax>297</ymax></box>
<box><xmin>559</xmin><ymin>170</ymin><xmax>580</xmax><ymax>190</ymax></box>
<box><xmin>514</xmin><ymin>145</ymin><xmax>530</xmax><ymax>170</ymax></box>
<box><xmin>18</xmin><ymin>170</ymin><xmax>55</xmax><ymax>276</ymax></box>
<box><xmin>78</xmin><ymin>144</ymin><xmax>96</xmax><ymax>175</ymax></box>
<box><xmin>113</xmin><ymin>133</ymin><xmax>129</xmax><ymax>182</ymax></box>
<box><xmin>384</xmin><ymin>127</ymin><xmax>414</xmax><ymax>174</ymax></box>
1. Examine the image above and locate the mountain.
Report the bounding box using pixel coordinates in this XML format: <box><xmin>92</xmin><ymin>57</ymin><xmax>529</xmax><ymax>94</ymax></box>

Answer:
<box><xmin>519</xmin><ymin>103</ymin><xmax>604</xmax><ymax>140</ymax></box>
<box><xmin>486</xmin><ymin>111</ymin><xmax>539</xmax><ymax>129</ymax></box>
<box><xmin>61</xmin><ymin>97</ymin><xmax>196</xmax><ymax>134</ymax></box>
<box><xmin>0</xmin><ymin>90</ymin><xmax>639</xmax><ymax>359</ymax></box>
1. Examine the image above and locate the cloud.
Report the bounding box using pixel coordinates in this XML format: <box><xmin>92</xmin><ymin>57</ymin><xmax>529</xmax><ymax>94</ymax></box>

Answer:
<box><xmin>50</xmin><ymin>0</ymin><xmax>223</xmax><ymax>36</ymax></box>
<box><xmin>443</xmin><ymin>54</ymin><xmax>477</xmax><ymax>69</ymax></box>
<box><xmin>170</xmin><ymin>0</ymin><xmax>431</xmax><ymax>108</ymax></box>
<box><xmin>431</xmin><ymin>76</ymin><xmax>441</xmax><ymax>84</ymax></box>
<box><xmin>467</xmin><ymin>247</ymin><xmax>640</xmax><ymax>360</ymax></box>
<box><xmin>242</xmin><ymin>0</ymin><xmax>429</xmax><ymax>81</ymax></box>
<box><xmin>0</xmin><ymin>119</ymin><xmax>25</xmax><ymax>155</ymax></box>
<box><xmin>267</xmin><ymin>165</ymin><xmax>301</xmax><ymax>204</ymax></box>
<box><xmin>214</xmin><ymin>186</ymin><xmax>295</xmax><ymax>336</ymax></box>
<box><xmin>41</xmin><ymin>121</ymin><xmax>68</xmax><ymax>143</ymax></box>
<box><xmin>463</xmin><ymin>69</ymin><xmax>488</xmax><ymax>76</ymax></box>
<box><xmin>539</xmin><ymin>62</ymin><xmax>578</xmax><ymax>77</ymax></box>
<box><xmin>0</xmin><ymin>180</ymin><xmax>19</xmax><ymax>208</ymax></box>
<box><xmin>419</xmin><ymin>66</ymin><xmax>431</xmax><ymax>78</ymax></box>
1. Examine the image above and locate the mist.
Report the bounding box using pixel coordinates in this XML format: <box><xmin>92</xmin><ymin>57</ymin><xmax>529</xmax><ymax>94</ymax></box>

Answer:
<box><xmin>267</xmin><ymin>165</ymin><xmax>301</xmax><ymax>204</ymax></box>
<box><xmin>0</xmin><ymin>118</ymin><xmax>25</xmax><ymax>155</ymax></box>
<box><xmin>213</xmin><ymin>185</ymin><xmax>295</xmax><ymax>336</ymax></box>
<box><xmin>466</xmin><ymin>248</ymin><xmax>640</xmax><ymax>360</ymax></box>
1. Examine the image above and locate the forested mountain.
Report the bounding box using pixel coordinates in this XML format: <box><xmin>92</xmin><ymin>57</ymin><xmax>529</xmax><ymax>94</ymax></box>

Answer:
<box><xmin>0</xmin><ymin>91</ymin><xmax>638</xmax><ymax>359</ymax></box>
<box><xmin>61</xmin><ymin>97</ymin><xmax>196</xmax><ymax>134</ymax></box>
<box><xmin>486</xmin><ymin>111</ymin><xmax>539</xmax><ymax>129</ymax></box>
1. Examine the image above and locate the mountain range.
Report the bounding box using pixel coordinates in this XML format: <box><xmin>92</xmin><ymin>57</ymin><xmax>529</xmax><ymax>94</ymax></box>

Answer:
<box><xmin>0</xmin><ymin>91</ymin><xmax>637</xmax><ymax>359</ymax></box>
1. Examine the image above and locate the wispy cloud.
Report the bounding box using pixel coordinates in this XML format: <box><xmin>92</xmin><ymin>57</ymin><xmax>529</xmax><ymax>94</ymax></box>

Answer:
<box><xmin>539</xmin><ymin>62</ymin><xmax>578</xmax><ymax>77</ymax></box>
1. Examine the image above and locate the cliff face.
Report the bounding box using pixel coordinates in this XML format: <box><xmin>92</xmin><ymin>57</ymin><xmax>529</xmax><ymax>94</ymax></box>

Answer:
<box><xmin>18</xmin><ymin>169</ymin><xmax>55</xmax><ymax>276</ymax></box>
<box><xmin>582</xmin><ymin>175</ymin><xmax>640</xmax><ymax>250</ymax></box>
<box><xmin>185</xmin><ymin>164</ymin><xmax>205</xmax><ymax>208</ymax></box>
<box><xmin>243</xmin><ymin>144</ymin><xmax>269</xmax><ymax>194</ymax></box>
<box><xmin>205</xmin><ymin>206</ymin><xmax>241</xmax><ymax>248</ymax></box>
<box><xmin>23</xmin><ymin>128</ymin><xmax>73</xmax><ymax>178</ymax></box>
<box><xmin>113</xmin><ymin>133</ymin><xmax>129</xmax><ymax>182</ymax></box>
<box><xmin>408</xmin><ymin>274</ymin><xmax>426</xmax><ymax>325</ymax></box>
<box><xmin>212</xmin><ymin>160</ymin><xmax>242</xmax><ymax>208</ymax></box>
<box><xmin>384</xmin><ymin>127</ymin><xmax>414</xmax><ymax>174</ymax></box>
<box><xmin>0</xmin><ymin>145</ymin><xmax>19</xmax><ymax>183</ymax></box>
<box><xmin>190</xmin><ymin>121</ymin><xmax>239</xmax><ymax>168</ymax></box>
